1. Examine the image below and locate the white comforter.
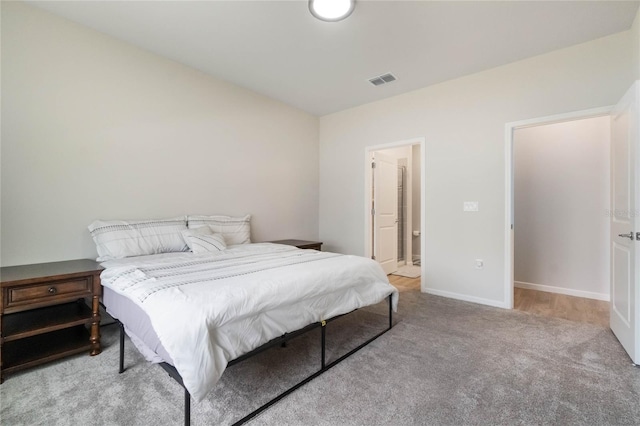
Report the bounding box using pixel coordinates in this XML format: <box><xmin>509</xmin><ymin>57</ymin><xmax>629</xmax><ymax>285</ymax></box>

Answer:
<box><xmin>100</xmin><ymin>243</ymin><xmax>398</xmax><ymax>401</ymax></box>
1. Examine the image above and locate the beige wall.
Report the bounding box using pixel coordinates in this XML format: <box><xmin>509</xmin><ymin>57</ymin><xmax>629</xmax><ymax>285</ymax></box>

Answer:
<box><xmin>514</xmin><ymin>116</ymin><xmax>610</xmax><ymax>300</ymax></box>
<box><xmin>0</xmin><ymin>2</ymin><xmax>319</xmax><ymax>266</ymax></box>
<box><xmin>319</xmin><ymin>30</ymin><xmax>634</xmax><ymax>307</ymax></box>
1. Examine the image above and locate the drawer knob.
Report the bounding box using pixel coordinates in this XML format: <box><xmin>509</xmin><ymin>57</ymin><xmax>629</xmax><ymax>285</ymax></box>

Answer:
<box><xmin>48</xmin><ymin>287</ymin><xmax>57</xmax><ymax>294</ymax></box>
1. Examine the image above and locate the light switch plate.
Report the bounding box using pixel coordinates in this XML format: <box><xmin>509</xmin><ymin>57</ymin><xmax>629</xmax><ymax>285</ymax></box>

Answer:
<box><xmin>464</xmin><ymin>201</ymin><xmax>479</xmax><ymax>212</ymax></box>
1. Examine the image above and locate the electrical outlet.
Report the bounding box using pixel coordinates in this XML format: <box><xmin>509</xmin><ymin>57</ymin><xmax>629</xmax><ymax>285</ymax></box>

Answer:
<box><xmin>475</xmin><ymin>259</ymin><xmax>484</xmax><ymax>269</ymax></box>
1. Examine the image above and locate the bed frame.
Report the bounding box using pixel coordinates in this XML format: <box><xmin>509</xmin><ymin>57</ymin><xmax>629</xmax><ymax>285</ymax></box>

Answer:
<box><xmin>116</xmin><ymin>294</ymin><xmax>393</xmax><ymax>426</ymax></box>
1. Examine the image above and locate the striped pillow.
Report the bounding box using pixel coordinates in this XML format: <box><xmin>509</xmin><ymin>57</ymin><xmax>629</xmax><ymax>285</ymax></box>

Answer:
<box><xmin>88</xmin><ymin>217</ymin><xmax>188</xmax><ymax>261</ymax></box>
<box><xmin>187</xmin><ymin>214</ymin><xmax>251</xmax><ymax>245</ymax></box>
<box><xmin>181</xmin><ymin>227</ymin><xmax>227</xmax><ymax>253</ymax></box>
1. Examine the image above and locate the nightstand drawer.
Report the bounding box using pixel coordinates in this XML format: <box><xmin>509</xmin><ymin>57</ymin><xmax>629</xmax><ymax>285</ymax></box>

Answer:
<box><xmin>4</xmin><ymin>278</ymin><xmax>92</xmax><ymax>310</ymax></box>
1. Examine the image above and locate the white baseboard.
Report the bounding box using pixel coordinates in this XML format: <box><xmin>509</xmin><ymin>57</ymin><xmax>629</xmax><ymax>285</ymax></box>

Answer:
<box><xmin>422</xmin><ymin>287</ymin><xmax>509</xmax><ymax>309</ymax></box>
<box><xmin>514</xmin><ymin>281</ymin><xmax>609</xmax><ymax>302</ymax></box>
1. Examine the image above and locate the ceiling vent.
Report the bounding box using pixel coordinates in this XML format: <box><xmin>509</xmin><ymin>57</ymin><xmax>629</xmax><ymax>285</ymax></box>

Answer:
<box><xmin>368</xmin><ymin>73</ymin><xmax>397</xmax><ymax>86</ymax></box>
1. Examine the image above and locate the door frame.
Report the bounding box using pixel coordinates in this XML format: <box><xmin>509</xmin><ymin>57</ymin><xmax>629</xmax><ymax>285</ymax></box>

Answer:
<box><xmin>503</xmin><ymin>106</ymin><xmax>613</xmax><ymax>309</ymax></box>
<box><xmin>365</xmin><ymin>137</ymin><xmax>426</xmax><ymax>288</ymax></box>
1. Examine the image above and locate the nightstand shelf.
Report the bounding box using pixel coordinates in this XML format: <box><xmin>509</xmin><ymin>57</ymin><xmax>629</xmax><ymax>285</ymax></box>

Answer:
<box><xmin>2</xmin><ymin>326</ymin><xmax>91</xmax><ymax>373</ymax></box>
<box><xmin>3</xmin><ymin>301</ymin><xmax>93</xmax><ymax>342</ymax></box>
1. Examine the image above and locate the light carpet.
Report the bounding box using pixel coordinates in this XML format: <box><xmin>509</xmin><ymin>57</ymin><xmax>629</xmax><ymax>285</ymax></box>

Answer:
<box><xmin>2</xmin><ymin>291</ymin><xmax>639</xmax><ymax>425</ymax></box>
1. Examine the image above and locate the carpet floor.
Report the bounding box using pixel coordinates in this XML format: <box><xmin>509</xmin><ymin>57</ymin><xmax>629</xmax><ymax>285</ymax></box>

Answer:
<box><xmin>2</xmin><ymin>291</ymin><xmax>639</xmax><ymax>425</ymax></box>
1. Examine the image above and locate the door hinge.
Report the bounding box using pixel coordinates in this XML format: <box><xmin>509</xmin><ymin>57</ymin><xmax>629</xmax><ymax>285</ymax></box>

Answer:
<box><xmin>636</xmin><ymin>232</ymin><xmax>640</xmax><ymax>241</ymax></box>
<box><xmin>371</xmin><ymin>208</ymin><xmax>375</xmax><ymax>216</ymax></box>
<box><xmin>371</xmin><ymin>162</ymin><xmax>376</xmax><ymax>168</ymax></box>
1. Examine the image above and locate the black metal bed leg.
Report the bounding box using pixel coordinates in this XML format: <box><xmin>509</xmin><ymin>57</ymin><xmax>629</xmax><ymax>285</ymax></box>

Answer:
<box><xmin>184</xmin><ymin>388</ymin><xmax>191</xmax><ymax>426</ymax></box>
<box><xmin>388</xmin><ymin>295</ymin><xmax>393</xmax><ymax>330</ymax></box>
<box><xmin>119</xmin><ymin>321</ymin><xmax>125</xmax><ymax>374</ymax></box>
<box><xmin>321</xmin><ymin>320</ymin><xmax>326</xmax><ymax>370</ymax></box>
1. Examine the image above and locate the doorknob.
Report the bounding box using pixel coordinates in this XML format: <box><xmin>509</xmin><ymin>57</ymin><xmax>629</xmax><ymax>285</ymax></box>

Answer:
<box><xmin>618</xmin><ymin>232</ymin><xmax>634</xmax><ymax>240</ymax></box>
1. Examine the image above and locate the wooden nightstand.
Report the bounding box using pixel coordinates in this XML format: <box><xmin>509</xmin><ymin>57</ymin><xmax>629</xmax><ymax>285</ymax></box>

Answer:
<box><xmin>0</xmin><ymin>259</ymin><xmax>103</xmax><ymax>383</ymax></box>
<box><xmin>269</xmin><ymin>239</ymin><xmax>323</xmax><ymax>251</ymax></box>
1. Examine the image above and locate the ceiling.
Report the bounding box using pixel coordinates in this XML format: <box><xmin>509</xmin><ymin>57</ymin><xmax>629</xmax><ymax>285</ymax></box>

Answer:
<box><xmin>29</xmin><ymin>1</ymin><xmax>639</xmax><ymax>116</ymax></box>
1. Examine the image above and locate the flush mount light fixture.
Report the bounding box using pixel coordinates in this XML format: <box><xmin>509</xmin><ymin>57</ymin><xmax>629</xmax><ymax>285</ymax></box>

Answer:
<box><xmin>309</xmin><ymin>0</ymin><xmax>355</xmax><ymax>22</ymax></box>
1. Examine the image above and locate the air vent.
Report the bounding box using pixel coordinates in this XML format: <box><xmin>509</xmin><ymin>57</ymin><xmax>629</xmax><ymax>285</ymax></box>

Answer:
<box><xmin>368</xmin><ymin>73</ymin><xmax>397</xmax><ymax>86</ymax></box>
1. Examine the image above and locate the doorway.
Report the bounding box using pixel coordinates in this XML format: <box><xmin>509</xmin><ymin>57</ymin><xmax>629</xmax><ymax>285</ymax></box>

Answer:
<box><xmin>365</xmin><ymin>138</ymin><xmax>425</xmax><ymax>289</ymax></box>
<box><xmin>504</xmin><ymin>106</ymin><xmax>613</xmax><ymax>312</ymax></box>
<box><xmin>505</xmin><ymin>83</ymin><xmax>640</xmax><ymax>364</ymax></box>
<box><xmin>512</xmin><ymin>115</ymin><xmax>611</xmax><ymax>326</ymax></box>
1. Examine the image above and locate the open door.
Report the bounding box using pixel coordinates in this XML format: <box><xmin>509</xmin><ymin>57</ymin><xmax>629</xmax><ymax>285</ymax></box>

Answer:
<box><xmin>373</xmin><ymin>151</ymin><xmax>398</xmax><ymax>274</ymax></box>
<box><xmin>610</xmin><ymin>81</ymin><xmax>640</xmax><ymax>365</ymax></box>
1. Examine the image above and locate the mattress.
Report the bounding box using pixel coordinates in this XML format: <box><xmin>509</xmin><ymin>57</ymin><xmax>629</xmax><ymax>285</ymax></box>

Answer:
<box><xmin>100</xmin><ymin>243</ymin><xmax>398</xmax><ymax>401</ymax></box>
<box><xmin>103</xmin><ymin>286</ymin><xmax>173</xmax><ymax>365</ymax></box>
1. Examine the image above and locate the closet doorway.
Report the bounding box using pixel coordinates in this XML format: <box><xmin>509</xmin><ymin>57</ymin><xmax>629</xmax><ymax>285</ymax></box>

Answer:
<box><xmin>510</xmin><ymin>113</ymin><xmax>611</xmax><ymax>326</ymax></box>
<box><xmin>364</xmin><ymin>138</ymin><xmax>425</xmax><ymax>291</ymax></box>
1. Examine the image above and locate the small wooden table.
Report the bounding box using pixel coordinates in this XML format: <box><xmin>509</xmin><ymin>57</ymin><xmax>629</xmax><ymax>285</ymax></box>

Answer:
<box><xmin>268</xmin><ymin>239</ymin><xmax>323</xmax><ymax>251</ymax></box>
<box><xmin>0</xmin><ymin>259</ymin><xmax>103</xmax><ymax>382</ymax></box>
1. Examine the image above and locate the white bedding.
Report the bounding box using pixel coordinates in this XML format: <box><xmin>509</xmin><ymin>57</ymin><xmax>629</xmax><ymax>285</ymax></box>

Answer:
<box><xmin>100</xmin><ymin>243</ymin><xmax>398</xmax><ymax>401</ymax></box>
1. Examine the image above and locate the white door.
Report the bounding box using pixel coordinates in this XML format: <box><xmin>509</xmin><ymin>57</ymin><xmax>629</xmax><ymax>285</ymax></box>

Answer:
<box><xmin>373</xmin><ymin>151</ymin><xmax>398</xmax><ymax>274</ymax></box>
<box><xmin>610</xmin><ymin>81</ymin><xmax>640</xmax><ymax>364</ymax></box>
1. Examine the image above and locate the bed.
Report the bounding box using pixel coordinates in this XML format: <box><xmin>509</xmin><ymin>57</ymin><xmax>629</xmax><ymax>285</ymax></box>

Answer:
<box><xmin>90</xmin><ymin>216</ymin><xmax>398</xmax><ymax>425</ymax></box>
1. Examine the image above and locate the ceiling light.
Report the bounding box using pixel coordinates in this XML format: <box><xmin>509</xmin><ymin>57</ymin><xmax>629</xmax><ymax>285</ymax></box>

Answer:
<box><xmin>309</xmin><ymin>0</ymin><xmax>355</xmax><ymax>22</ymax></box>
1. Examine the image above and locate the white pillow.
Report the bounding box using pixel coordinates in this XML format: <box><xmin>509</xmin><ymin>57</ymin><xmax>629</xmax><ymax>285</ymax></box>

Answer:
<box><xmin>88</xmin><ymin>216</ymin><xmax>188</xmax><ymax>261</ymax></box>
<box><xmin>181</xmin><ymin>226</ymin><xmax>227</xmax><ymax>253</ymax></box>
<box><xmin>187</xmin><ymin>214</ymin><xmax>251</xmax><ymax>245</ymax></box>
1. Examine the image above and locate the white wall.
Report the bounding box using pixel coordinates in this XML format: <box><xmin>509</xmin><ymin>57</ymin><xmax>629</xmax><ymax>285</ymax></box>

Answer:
<box><xmin>0</xmin><ymin>2</ymin><xmax>319</xmax><ymax>266</ymax></box>
<box><xmin>319</xmin><ymin>30</ymin><xmax>634</xmax><ymax>307</ymax></box>
<box><xmin>513</xmin><ymin>117</ymin><xmax>610</xmax><ymax>300</ymax></box>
